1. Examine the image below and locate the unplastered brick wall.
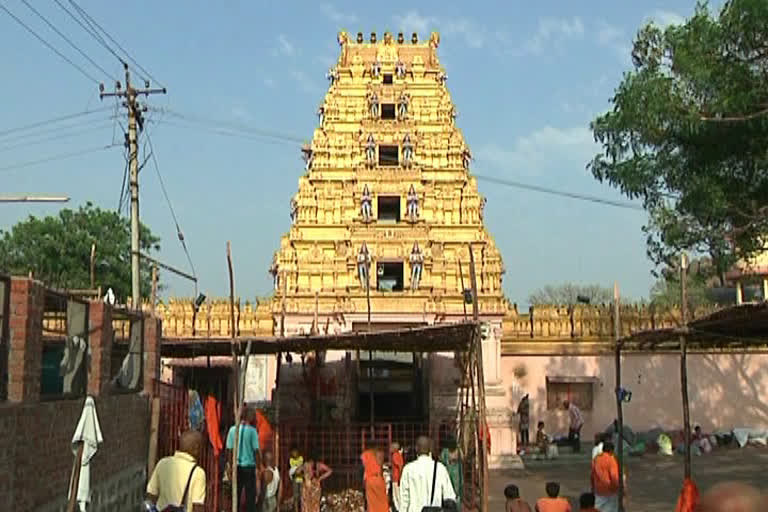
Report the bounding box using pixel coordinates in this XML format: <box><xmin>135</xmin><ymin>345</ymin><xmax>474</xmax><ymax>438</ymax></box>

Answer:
<box><xmin>0</xmin><ymin>277</ymin><xmax>162</xmax><ymax>512</ymax></box>
<box><xmin>0</xmin><ymin>393</ymin><xmax>149</xmax><ymax>512</ymax></box>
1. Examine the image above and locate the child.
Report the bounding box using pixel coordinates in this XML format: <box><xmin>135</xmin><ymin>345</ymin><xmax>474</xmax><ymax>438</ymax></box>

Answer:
<box><xmin>289</xmin><ymin>446</ymin><xmax>304</xmax><ymax>512</ymax></box>
<box><xmin>536</xmin><ymin>422</ymin><xmax>559</xmax><ymax>460</ymax></box>
<box><xmin>578</xmin><ymin>493</ymin><xmax>598</xmax><ymax>512</ymax></box>
<box><xmin>535</xmin><ymin>482</ymin><xmax>571</xmax><ymax>512</ymax></box>
<box><xmin>505</xmin><ymin>484</ymin><xmax>532</xmax><ymax>512</ymax></box>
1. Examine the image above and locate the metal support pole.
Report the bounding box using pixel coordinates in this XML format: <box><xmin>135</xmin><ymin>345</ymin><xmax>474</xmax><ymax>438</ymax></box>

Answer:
<box><xmin>614</xmin><ymin>282</ymin><xmax>625</xmax><ymax>512</ymax></box>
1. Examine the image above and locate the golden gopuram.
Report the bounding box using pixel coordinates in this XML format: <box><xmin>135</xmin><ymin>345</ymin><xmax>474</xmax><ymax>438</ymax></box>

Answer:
<box><xmin>270</xmin><ymin>30</ymin><xmax>506</xmax><ymax>331</ymax></box>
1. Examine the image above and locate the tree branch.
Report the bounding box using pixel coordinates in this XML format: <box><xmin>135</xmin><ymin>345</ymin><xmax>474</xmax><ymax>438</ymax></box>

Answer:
<box><xmin>700</xmin><ymin>106</ymin><xmax>768</xmax><ymax>122</ymax></box>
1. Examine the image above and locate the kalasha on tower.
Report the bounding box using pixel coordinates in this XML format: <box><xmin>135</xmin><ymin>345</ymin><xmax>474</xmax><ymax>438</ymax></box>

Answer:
<box><xmin>269</xmin><ymin>31</ymin><xmax>509</xmax><ymax>433</ymax></box>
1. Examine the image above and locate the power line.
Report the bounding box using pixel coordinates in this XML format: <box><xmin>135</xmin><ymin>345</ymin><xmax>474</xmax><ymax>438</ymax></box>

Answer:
<box><xmin>19</xmin><ymin>0</ymin><xmax>116</xmax><ymax>81</ymax></box>
<box><xmin>0</xmin><ymin>1</ymin><xmax>99</xmax><ymax>83</ymax></box>
<box><xmin>67</xmin><ymin>0</ymin><xmax>164</xmax><ymax>87</ymax></box>
<box><xmin>0</xmin><ymin>143</ymin><xmax>119</xmax><ymax>174</ymax></box>
<box><xmin>157</xmin><ymin>118</ymin><xmax>302</xmax><ymax>148</ymax></box>
<box><xmin>143</xmin><ymin>128</ymin><xmax>198</xmax><ymax>281</ymax></box>
<box><xmin>53</xmin><ymin>0</ymin><xmax>124</xmax><ymax>68</ymax></box>
<box><xmin>0</xmin><ymin>122</ymin><xmax>113</xmax><ymax>152</ymax></box>
<box><xmin>473</xmin><ymin>173</ymin><xmax>645</xmax><ymax>210</ymax></box>
<box><xmin>0</xmin><ymin>116</ymin><xmax>113</xmax><ymax>144</ymax></box>
<box><xmin>0</xmin><ymin>107</ymin><xmax>111</xmax><ymax>138</ymax></box>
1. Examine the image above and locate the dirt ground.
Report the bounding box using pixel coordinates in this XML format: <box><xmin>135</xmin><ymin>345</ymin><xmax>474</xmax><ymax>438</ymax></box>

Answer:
<box><xmin>489</xmin><ymin>446</ymin><xmax>768</xmax><ymax>511</ymax></box>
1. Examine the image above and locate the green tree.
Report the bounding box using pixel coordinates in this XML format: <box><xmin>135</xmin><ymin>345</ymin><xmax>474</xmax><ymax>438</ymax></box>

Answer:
<box><xmin>528</xmin><ymin>283</ymin><xmax>614</xmax><ymax>305</ymax></box>
<box><xmin>649</xmin><ymin>257</ymin><xmax>721</xmax><ymax>311</ymax></box>
<box><xmin>0</xmin><ymin>202</ymin><xmax>160</xmax><ymax>300</ymax></box>
<box><xmin>589</xmin><ymin>0</ymin><xmax>768</xmax><ymax>276</ymax></box>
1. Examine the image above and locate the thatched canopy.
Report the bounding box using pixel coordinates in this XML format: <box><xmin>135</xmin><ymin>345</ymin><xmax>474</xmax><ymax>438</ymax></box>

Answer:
<box><xmin>161</xmin><ymin>321</ymin><xmax>478</xmax><ymax>358</ymax></box>
<box><xmin>618</xmin><ymin>303</ymin><xmax>768</xmax><ymax>350</ymax></box>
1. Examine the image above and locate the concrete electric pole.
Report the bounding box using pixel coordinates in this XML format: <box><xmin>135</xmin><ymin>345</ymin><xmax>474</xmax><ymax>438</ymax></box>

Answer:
<box><xmin>99</xmin><ymin>63</ymin><xmax>165</xmax><ymax>308</ymax></box>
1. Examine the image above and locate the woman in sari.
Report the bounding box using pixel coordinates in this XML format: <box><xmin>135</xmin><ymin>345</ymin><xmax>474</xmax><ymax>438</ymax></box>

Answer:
<box><xmin>301</xmin><ymin>452</ymin><xmax>332</xmax><ymax>512</ymax></box>
<box><xmin>440</xmin><ymin>438</ymin><xmax>463</xmax><ymax>503</ymax></box>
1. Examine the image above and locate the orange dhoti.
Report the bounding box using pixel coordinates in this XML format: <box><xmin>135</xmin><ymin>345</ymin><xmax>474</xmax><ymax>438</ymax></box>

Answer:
<box><xmin>364</xmin><ymin>474</ymin><xmax>388</xmax><ymax>512</ymax></box>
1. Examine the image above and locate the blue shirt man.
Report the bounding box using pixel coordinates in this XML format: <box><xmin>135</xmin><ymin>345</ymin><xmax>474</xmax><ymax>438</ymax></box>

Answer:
<box><xmin>226</xmin><ymin>408</ymin><xmax>261</xmax><ymax>512</ymax></box>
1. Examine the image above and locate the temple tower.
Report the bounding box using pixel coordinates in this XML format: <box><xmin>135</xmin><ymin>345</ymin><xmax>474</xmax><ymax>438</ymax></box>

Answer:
<box><xmin>269</xmin><ymin>31</ymin><xmax>509</xmax><ymax>439</ymax></box>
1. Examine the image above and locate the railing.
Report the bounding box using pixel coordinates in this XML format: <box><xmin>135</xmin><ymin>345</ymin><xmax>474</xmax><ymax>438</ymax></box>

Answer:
<box><xmin>276</xmin><ymin>421</ymin><xmax>479</xmax><ymax>510</ymax></box>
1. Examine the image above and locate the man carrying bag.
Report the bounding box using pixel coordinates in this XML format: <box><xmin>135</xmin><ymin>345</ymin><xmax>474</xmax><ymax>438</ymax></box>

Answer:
<box><xmin>399</xmin><ymin>437</ymin><xmax>456</xmax><ymax>512</ymax></box>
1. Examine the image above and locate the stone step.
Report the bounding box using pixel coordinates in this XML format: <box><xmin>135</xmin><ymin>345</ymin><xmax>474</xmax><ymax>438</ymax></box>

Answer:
<box><xmin>489</xmin><ymin>453</ymin><xmax>525</xmax><ymax>470</ymax></box>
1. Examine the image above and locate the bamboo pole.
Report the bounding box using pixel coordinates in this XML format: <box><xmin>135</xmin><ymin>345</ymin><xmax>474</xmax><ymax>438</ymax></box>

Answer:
<box><xmin>66</xmin><ymin>443</ymin><xmax>85</xmax><ymax>512</ymax></box>
<box><xmin>614</xmin><ymin>282</ymin><xmax>625</xmax><ymax>512</ymax></box>
<box><xmin>467</xmin><ymin>243</ymin><xmax>488</xmax><ymax>512</ymax></box>
<box><xmin>680</xmin><ymin>253</ymin><xmax>692</xmax><ymax>479</ymax></box>
<box><xmin>227</xmin><ymin>242</ymin><xmax>240</xmax><ymax>512</ymax></box>
<box><xmin>458</xmin><ymin>259</ymin><xmax>468</xmax><ymax>321</ymax></box>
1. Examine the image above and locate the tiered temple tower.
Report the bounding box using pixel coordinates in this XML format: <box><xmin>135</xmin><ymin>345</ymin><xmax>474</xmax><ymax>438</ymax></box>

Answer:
<box><xmin>268</xmin><ymin>31</ymin><xmax>510</xmax><ymax>434</ymax></box>
<box><xmin>270</xmin><ymin>30</ymin><xmax>506</xmax><ymax>328</ymax></box>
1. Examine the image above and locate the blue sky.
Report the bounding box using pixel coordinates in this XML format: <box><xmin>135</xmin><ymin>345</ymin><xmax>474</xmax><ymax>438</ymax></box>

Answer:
<box><xmin>0</xmin><ymin>1</ymin><xmax>721</xmax><ymax>306</ymax></box>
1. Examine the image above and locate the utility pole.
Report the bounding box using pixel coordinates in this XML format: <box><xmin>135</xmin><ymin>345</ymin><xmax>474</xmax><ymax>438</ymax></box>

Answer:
<box><xmin>99</xmin><ymin>63</ymin><xmax>166</xmax><ymax>308</ymax></box>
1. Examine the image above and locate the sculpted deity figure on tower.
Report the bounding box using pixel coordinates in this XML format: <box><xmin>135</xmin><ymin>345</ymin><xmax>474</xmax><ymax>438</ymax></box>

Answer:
<box><xmin>402</xmin><ymin>134</ymin><xmax>414</xmax><ymax>167</ymax></box>
<box><xmin>371</xmin><ymin>59</ymin><xmax>381</xmax><ymax>78</ymax></box>
<box><xmin>410</xmin><ymin>242</ymin><xmax>424</xmax><ymax>290</ymax></box>
<box><xmin>361</xmin><ymin>185</ymin><xmax>373</xmax><ymax>222</ymax></box>
<box><xmin>368</xmin><ymin>91</ymin><xmax>379</xmax><ymax>118</ymax></box>
<box><xmin>365</xmin><ymin>134</ymin><xmax>376</xmax><ymax>166</ymax></box>
<box><xmin>290</xmin><ymin>197</ymin><xmax>298</xmax><ymax>224</ymax></box>
<box><xmin>407</xmin><ymin>184</ymin><xmax>419</xmax><ymax>221</ymax></box>
<box><xmin>357</xmin><ymin>243</ymin><xmax>371</xmax><ymax>288</ymax></box>
<box><xmin>395</xmin><ymin>59</ymin><xmax>406</xmax><ymax>78</ymax></box>
<box><xmin>398</xmin><ymin>92</ymin><xmax>410</xmax><ymax>120</ymax></box>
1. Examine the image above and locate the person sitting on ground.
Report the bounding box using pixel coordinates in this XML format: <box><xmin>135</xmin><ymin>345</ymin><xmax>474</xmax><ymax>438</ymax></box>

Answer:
<box><xmin>505</xmin><ymin>484</ymin><xmax>532</xmax><ymax>512</ymax></box>
<box><xmin>535</xmin><ymin>421</ymin><xmax>558</xmax><ymax>460</ymax></box>
<box><xmin>591</xmin><ymin>441</ymin><xmax>620</xmax><ymax>512</ymax></box>
<box><xmin>146</xmin><ymin>430</ymin><xmax>206</xmax><ymax>512</ymax></box>
<box><xmin>578</xmin><ymin>492</ymin><xmax>598</xmax><ymax>512</ymax></box>
<box><xmin>692</xmin><ymin>425</ymin><xmax>712</xmax><ymax>454</ymax></box>
<box><xmin>535</xmin><ymin>482</ymin><xmax>571</xmax><ymax>512</ymax></box>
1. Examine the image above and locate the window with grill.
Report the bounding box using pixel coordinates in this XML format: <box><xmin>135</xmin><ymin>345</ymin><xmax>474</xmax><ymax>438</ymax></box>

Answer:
<box><xmin>546</xmin><ymin>377</ymin><xmax>595</xmax><ymax>411</ymax></box>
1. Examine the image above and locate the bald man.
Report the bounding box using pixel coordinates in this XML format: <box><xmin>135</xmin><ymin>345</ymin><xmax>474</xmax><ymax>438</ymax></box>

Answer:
<box><xmin>697</xmin><ymin>482</ymin><xmax>767</xmax><ymax>512</ymax></box>
<box><xmin>399</xmin><ymin>437</ymin><xmax>456</xmax><ymax>512</ymax></box>
<box><xmin>147</xmin><ymin>430</ymin><xmax>206</xmax><ymax>512</ymax></box>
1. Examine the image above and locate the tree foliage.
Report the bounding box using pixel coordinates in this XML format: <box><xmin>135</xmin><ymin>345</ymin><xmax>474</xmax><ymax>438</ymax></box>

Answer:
<box><xmin>528</xmin><ymin>283</ymin><xmax>614</xmax><ymax>306</ymax></box>
<box><xmin>650</xmin><ymin>257</ymin><xmax>720</xmax><ymax>311</ymax></box>
<box><xmin>590</xmin><ymin>0</ymin><xmax>768</xmax><ymax>276</ymax></box>
<box><xmin>0</xmin><ymin>202</ymin><xmax>160</xmax><ymax>300</ymax></box>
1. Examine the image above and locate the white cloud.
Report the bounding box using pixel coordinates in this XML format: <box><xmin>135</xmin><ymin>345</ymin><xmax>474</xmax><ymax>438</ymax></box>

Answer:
<box><xmin>230</xmin><ymin>106</ymin><xmax>253</xmax><ymax>123</ymax></box>
<box><xmin>392</xmin><ymin>11</ymin><xmax>488</xmax><ymax>49</ymax></box>
<box><xmin>511</xmin><ymin>17</ymin><xmax>585</xmax><ymax>56</ymax></box>
<box><xmin>648</xmin><ymin>9</ymin><xmax>685</xmax><ymax>29</ymax></box>
<box><xmin>595</xmin><ymin>20</ymin><xmax>632</xmax><ymax>66</ymax></box>
<box><xmin>320</xmin><ymin>3</ymin><xmax>358</xmax><ymax>25</ymax></box>
<box><xmin>475</xmin><ymin>125</ymin><xmax>594</xmax><ymax>176</ymax></box>
<box><xmin>263</xmin><ymin>78</ymin><xmax>276</xmax><ymax>88</ymax></box>
<box><xmin>275</xmin><ymin>34</ymin><xmax>296</xmax><ymax>57</ymax></box>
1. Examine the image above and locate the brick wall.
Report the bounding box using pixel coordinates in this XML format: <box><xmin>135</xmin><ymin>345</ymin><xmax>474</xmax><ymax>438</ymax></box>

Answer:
<box><xmin>0</xmin><ymin>277</ymin><xmax>161</xmax><ymax>512</ymax></box>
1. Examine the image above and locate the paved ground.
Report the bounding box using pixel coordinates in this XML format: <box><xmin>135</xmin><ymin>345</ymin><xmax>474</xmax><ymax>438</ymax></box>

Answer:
<box><xmin>489</xmin><ymin>446</ymin><xmax>768</xmax><ymax>511</ymax></box>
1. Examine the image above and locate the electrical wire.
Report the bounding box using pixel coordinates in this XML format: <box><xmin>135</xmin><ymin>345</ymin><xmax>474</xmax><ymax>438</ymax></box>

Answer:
<box><xmin>473</xmin><ymin>173</ymin><xmax>645</xmax><ymax>211</ymax></box>
<box><xmin>67</xmin><ymin>0</ymin><xmax>164</xmax><ymax>88</ymax></box>
<box><xmin>19</xmin><ymin>0</ymin><xmax>116</xmax><ymax>82</ymax></box>
<box><xmin>143</xmin><ymin>128</ymin><xmax>198</xmax><ymax>284</ymax></box>
<box><xmin>156</xmin><ymin>118</ymin><xmax>301</xmax><ymax>148</ymax></box>
<box><xmin>52</xmin><ymin>0</ymin><xmax>124</xmax><ymax>68</ymax></box>
<box><xmin>117</xmin><ymin>147</ymin><xmax>129</xmax><ymax>214</ymax></box>
<box><xmin>0</xmin><ymin>122</ymin><xmax>113</xmax><ymax>152</ymax></box>
<box><xmin>0</xmin><ymin>107</ymin><xmax>111</xmax><ymax>138</ymax></box>
<box><xmin>0</xmin><ymin>143</ymin><xmax>119</xmax><ymax>174</ymax></box>
<box><xmin>0</xmin><ymin>116</ymin><xmax>113</xmax><ymax>144</ymax></box>
<box><xmin>0</xmin><ymin>2</ymin><xmax>99</xmax><ymax>83</ymax></box>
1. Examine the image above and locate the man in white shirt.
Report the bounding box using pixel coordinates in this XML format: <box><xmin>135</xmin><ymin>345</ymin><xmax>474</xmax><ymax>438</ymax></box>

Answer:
<box><xmin>563</xmin><ymin>400</ymin><xmax>584</xmax><ymax>453</ymax></box>
<box><xmin>400</xmin><ymin>437</ymin><xmax>456</xmax><ymax>512</ymax></box>
<box><xmin>260</xmin><ymin>450</ymin><xmax>281</xmax><ymax>512</ymax></box>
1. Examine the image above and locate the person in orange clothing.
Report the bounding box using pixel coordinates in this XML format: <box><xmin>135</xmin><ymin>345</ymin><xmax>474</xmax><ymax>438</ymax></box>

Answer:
<box><xmin>204</xmin><ymin>395</ymin><xmax>223</xmax><ymax>456</ymax></box>
<box><xmin>361</xmin><ymin>446</ymin><xmax>388</xmax><ymax>512</ymax></box>
<box><xmin>591</xmin><ymin>441</ymin><xmax>619</xmax><ymax>512</ymax></box>
<box><xmin>254</xmin><ymin>408</ymin><xmax>274</xmax><ymax>453</ymax></box>
<box><xmin>390</xmin><ymin>442</ymin><xmax>404</xmax><ymax>512</ymax></box>
<box><xmin>535</xmin><ymin>482</ymin><xmax>571</xmax><ymax>512</ymax></box>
